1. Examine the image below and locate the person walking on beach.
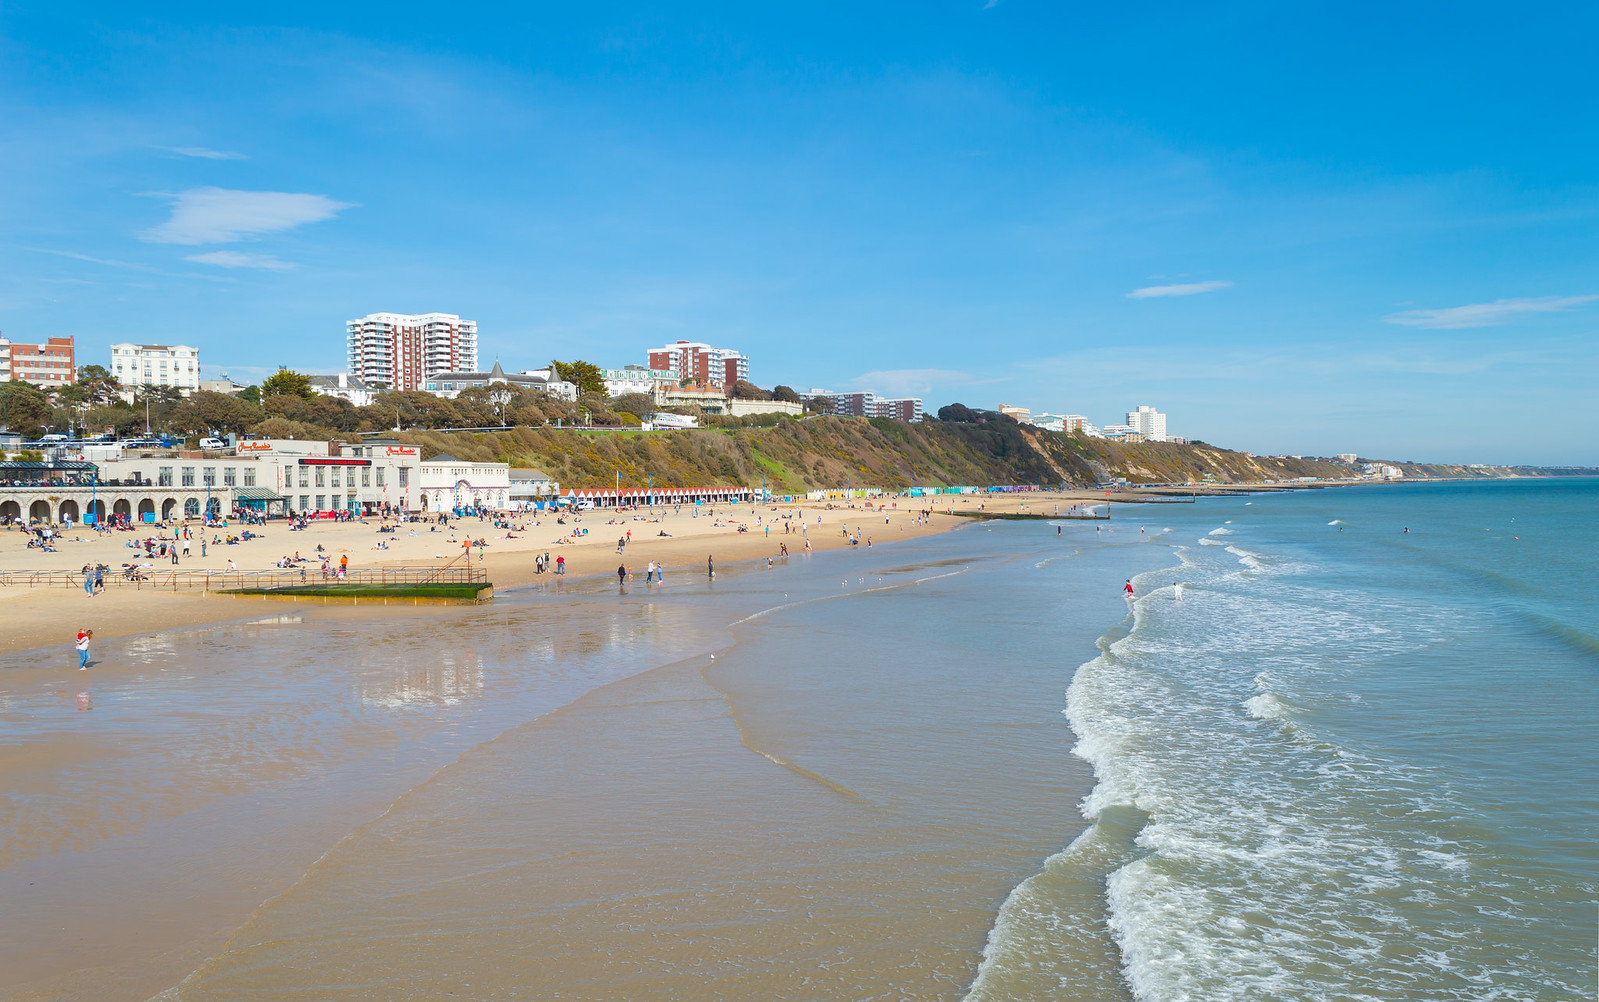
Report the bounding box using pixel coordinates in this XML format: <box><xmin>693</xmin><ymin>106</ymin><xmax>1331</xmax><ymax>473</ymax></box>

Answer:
<box><xmin>1124</xmin><ymin>579</ymin><xmax>1135</xmax><ymax>599</ymax></box>
<box><xmin>707</xmin><ymin>555</ymin><xmax>715</xmax><ymax>579</ymax></box>
<box><xmin>1173</xmin><ymin>582</ymin><xmax>1184</xmax><ymax>602</ymax></box>
<box><xmin>618</xmin><ymin>563</ymin><xmax>627</xmax><ymax>587</ymax></box>
<box><xmin>75</xmin><ymin>629</ymin><xmax>92</xmax><ymax>670</ymax></box>
<box><xmin>555</xmin><ymin>554</ymin><xmax>565</xmax><ymax>575</ymax></box>
<box><xmin>83</xmin><ymin>564</ymin><xmax>94</xmax><ymax>596</ymax></box>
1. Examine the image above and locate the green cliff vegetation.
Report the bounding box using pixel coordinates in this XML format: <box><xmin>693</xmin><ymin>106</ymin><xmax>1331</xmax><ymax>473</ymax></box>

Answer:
<box><xmin>388</xmin><ymin>416</ymin><xmax>1382</xmax><ymax>490</ymax></box>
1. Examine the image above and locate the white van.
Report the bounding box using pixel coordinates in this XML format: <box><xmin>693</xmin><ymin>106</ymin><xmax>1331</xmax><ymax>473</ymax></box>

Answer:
<box><xmin>200</xmin><ymin>437</ymin><xmax>228</xmax><ymax>450</ymax></box>
<box><xmin>39</xmin><ymin>433</ymin><xmax>69</xmax><ymax>444</ymax></box>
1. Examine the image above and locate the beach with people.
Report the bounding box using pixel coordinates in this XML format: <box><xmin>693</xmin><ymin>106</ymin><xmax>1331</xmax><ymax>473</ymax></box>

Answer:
<box><xmin>0</xmin><ymin>487</ymin><xmax>1233</xmax><ymax>653</ymax></box>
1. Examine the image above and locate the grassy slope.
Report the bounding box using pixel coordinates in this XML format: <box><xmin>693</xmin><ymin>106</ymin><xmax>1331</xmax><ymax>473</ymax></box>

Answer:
<box><xmin>388</xmin><ymin>417</ymin><xmax>1535</xmax><ymax>490</ymax></box>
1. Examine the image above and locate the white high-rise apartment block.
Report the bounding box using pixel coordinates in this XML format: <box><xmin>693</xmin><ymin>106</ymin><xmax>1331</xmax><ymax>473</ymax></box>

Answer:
<box><xmin>110</xmin><ymin>343</ymin><xmax>201</xmax><ymax>395</ymax></box>
<box><xmin>347</xmin><ymin>313</ymin><xmax>478</xmax><ymax>392</ymax></box>
<box><xmin>1127</xmin><ymin>405</ymin><xmax>1168</xmax><ymax>442</ymax></box>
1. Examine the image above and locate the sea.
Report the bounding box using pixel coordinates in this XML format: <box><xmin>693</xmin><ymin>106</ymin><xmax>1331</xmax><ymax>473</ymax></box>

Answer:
<box><xmin>967</xmin><ymin>477</ymin><xmax>1599</xmax><ymax>1001</ymax></box>
<box><xmin>2</xmin><ymin>478</ymin><xmax>1593</xmax><ymax>1000</ymax></box>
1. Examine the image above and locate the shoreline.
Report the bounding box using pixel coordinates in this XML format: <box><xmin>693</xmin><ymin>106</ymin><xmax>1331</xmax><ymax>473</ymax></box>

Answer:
<box><xmin>0</xmin><ymin>479</ymin><xmax>1401</xmax><ymax>658</ymax></box>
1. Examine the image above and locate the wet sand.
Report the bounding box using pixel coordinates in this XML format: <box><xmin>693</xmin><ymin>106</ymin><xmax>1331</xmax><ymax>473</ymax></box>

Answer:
<box><xmin>2</xmin><ymin>514</ymin><xmax>1171</xmax><ymax>1000</ymax></box>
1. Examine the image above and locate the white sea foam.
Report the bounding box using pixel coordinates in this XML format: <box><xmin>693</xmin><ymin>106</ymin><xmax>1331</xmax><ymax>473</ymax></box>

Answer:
<box><xmin>1048</xmin><ymin>522</ymin><xmax>1580</xmax><ymax>1001</ymax></box>
<box><xmin>1207</xmin><ymin>526</ymin><xmax>1235</xmax><ymax>536</ymax></box>
<box><xmin>1222</xmin><ymin>544</ymin><xmax>1267</xmax><ymax>571</ymax></box>
<box><xmin>1243</xmin><ymin>691</ymin><xmax>1297</xmax><ymax>721</ymax></box>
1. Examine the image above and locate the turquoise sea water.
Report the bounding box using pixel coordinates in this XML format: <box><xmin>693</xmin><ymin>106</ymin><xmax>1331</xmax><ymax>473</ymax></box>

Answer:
<box><xmin>968</xmin><ymin>478</ymin><xmax>1599</xmax><ymax>1000</ymax></box>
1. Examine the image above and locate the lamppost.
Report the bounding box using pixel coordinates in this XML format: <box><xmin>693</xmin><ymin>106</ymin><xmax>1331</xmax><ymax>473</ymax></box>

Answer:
<box><xmin>647</xmin><ymin>473</ymin><xmax>654</xmax><ymax>512</ymax></box>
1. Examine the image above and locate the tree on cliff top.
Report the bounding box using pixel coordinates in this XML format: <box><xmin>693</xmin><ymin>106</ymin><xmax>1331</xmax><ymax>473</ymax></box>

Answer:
<box><xmin>549</xmin><ymin>360</ymin><xmax>606</xmax><ymax>395</ymax></box>
<box><xmin>262</xmin><ymin>368</ymin><xmax>315</xmax><ymax>399</ymax></box>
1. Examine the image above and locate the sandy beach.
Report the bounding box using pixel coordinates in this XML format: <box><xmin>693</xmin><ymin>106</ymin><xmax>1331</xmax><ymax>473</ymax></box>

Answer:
<box><xmin>0</xmin><ymin>487</ymin><xmax>1220</xmax><ymax>656</ymax></box>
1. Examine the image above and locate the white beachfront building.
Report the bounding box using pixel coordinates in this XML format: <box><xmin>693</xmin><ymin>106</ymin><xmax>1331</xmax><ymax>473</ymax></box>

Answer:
<box><xmin>418</xmin><ymin>454</ymin><xmax>511</xmax><ymax>513</ymax></box>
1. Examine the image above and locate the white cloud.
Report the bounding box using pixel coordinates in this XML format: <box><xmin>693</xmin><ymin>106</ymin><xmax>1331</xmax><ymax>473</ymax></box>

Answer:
<box><xmin>1127</xmin><ymin>280</ymin><xmax>1233</xmax><ymax>299</ymax></box>
<box><xmin>140</xmin><ymin>187</ymin><xmax>355</xmax><ymax>244</ymax></box>
<box><xmin>1383</xmin><ymin>295</ymin><xmax>1598</xmax><ymax>329</ymax></box>
<box><xmin>185</xmin><ymin>251</ymin><xmax>296</xmax><ymax>270</ymax></box>
<box><xmin>162</xmin><ymin>146</ymin><xmax>248</xmax><ymax>160</ymax></box>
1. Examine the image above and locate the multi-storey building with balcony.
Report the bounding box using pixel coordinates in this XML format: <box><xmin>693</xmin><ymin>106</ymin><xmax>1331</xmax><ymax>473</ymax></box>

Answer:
<box><xmin>1127</xmin><ymin>405</ymin><xmax>1168</xmax><ymax>442</ymax></box>
<box><xmin>807</xmin><ymin>389</ymin><xmax>923</xmax><ymax>422</ymax></box>
<box><xmin>109</xmin><ymin>343</ymin><xmax>200</xmax><ymax>395</ymax></box>
<box><xmin>347</xmin><ymin>313</ymin><xmax>478</xmax><ymax>392</ymax></box>
<box><xmin>646</xmin><ymin>341</ymin><xmax>748</xmax><ymax>388</ymax></box>
<box><xmin>1</xmin><ymin>336</ymin><xmax>76</xmax><ymax>388</ymax></box>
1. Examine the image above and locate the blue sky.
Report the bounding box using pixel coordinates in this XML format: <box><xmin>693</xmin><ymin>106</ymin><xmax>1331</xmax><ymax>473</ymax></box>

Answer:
<box><xmin>2</xmin><ymin>2</ymin><xmax>1596</xmax><ymax>464</ymax></box>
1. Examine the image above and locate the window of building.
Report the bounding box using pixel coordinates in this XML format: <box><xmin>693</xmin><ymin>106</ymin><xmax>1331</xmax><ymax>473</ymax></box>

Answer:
<box><xmin>201</xmin><ymin>467</ymin><xmax>215</xmax><ymax>486</ymax></box>
<box><xmin>181</xmin><ymin>467</ymin><xmax>195</xmax><ymax>486</ymax></box>
<box><xmin>315</xmin><ymin>467</ymin><xmax>325</xmax><ymax>488</ymax></box>
<box><xmin>158</xmin><ymin>466</ymin><xmax>173</xmax><ymax>486</ymax></box>
<box><xmin>300</xmin><ymin>495</ymin><xmax>309</xmax><ymax>511</ymax></box>
<box><xmin>315</xmin><ymin>495</ymin><xmax>325</xmax><ymax>511</ymax></box>
<box><xmin>399</xmin><ymin>467</ymin><xmax>409</xmax><ymax>487</ymax></box>
<box><xmin>223</xmin><ymin>467</ymin><xmax>236</xmax><ymax>486</ymax></box>
<box><xmin>242</xmin><ymin>468</ymin><xmax>255</xmax><ymax>487</ymax></box>
<box><xmin>299</xmin><ymin>468</ymin><xmax>309</xmax><ymax>489</ymax></box>
<box><xmin>361</xmin><ymin>467</ymin><xmax>370</xmax><ymax>487</ymax></box>
<box><xmin>375</xmin><ymin>467</ymin><xmax>385</xmax><ymax>487</ymax></box>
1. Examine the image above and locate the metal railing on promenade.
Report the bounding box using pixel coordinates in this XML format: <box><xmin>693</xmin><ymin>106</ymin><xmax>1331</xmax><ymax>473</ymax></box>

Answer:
<box><xmin>0</xmin><ymin>566</ymin><xmax>487</xmax><ymax>592</ymax></box>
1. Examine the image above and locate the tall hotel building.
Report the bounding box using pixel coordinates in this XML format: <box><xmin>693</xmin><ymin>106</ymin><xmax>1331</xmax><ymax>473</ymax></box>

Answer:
<box><xmin>647</xmin><ymin>341</ymin><xmax>749</xmax><ymax>387</ymax></box>
<box><xmin>347</xmin><ymin>313</ymin><xmax>478</xmax><ymax>392</ymax></box>
<box><xmin>1127</xmin><ymin>404</ymin><xmax>1168</xmax><ymax>442</ymax></box>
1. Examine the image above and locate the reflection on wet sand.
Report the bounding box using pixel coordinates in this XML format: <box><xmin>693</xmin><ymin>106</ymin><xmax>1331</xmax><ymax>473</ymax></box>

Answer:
<box><xmin>0</xmin><ymin>592</ymin><xmax>726</xmax><ymax>1002</ymax></box>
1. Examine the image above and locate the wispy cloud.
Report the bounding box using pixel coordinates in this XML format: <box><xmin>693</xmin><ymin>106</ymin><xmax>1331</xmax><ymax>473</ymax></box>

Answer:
<box><xmin>1127</xmin><ymin>280</ymin><xmax>1233</xmax><ymax>299</ymax></box>
<box><xmin>140</xmin><ymin>187</ymin><xmax>355</xmax><ymax>244</ymax></box>
<box><xmin>185</xmin><ymin>251</ymin><xmax>296</xmax><ymax>270</ymax></box>
<box><xmin>26</xmin><ymin>247</ymin><xmax>157</xmax><ymax>272</ymax></box>
<box><xmin>161</xmin><ymin>146</ymin><xmax>249</xmax><ymax>161</ymax></box>
<box><xmin>1383</xmin><ymin>295</ymin><xmax>1598</xmax><ymax>329</ymax></box>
